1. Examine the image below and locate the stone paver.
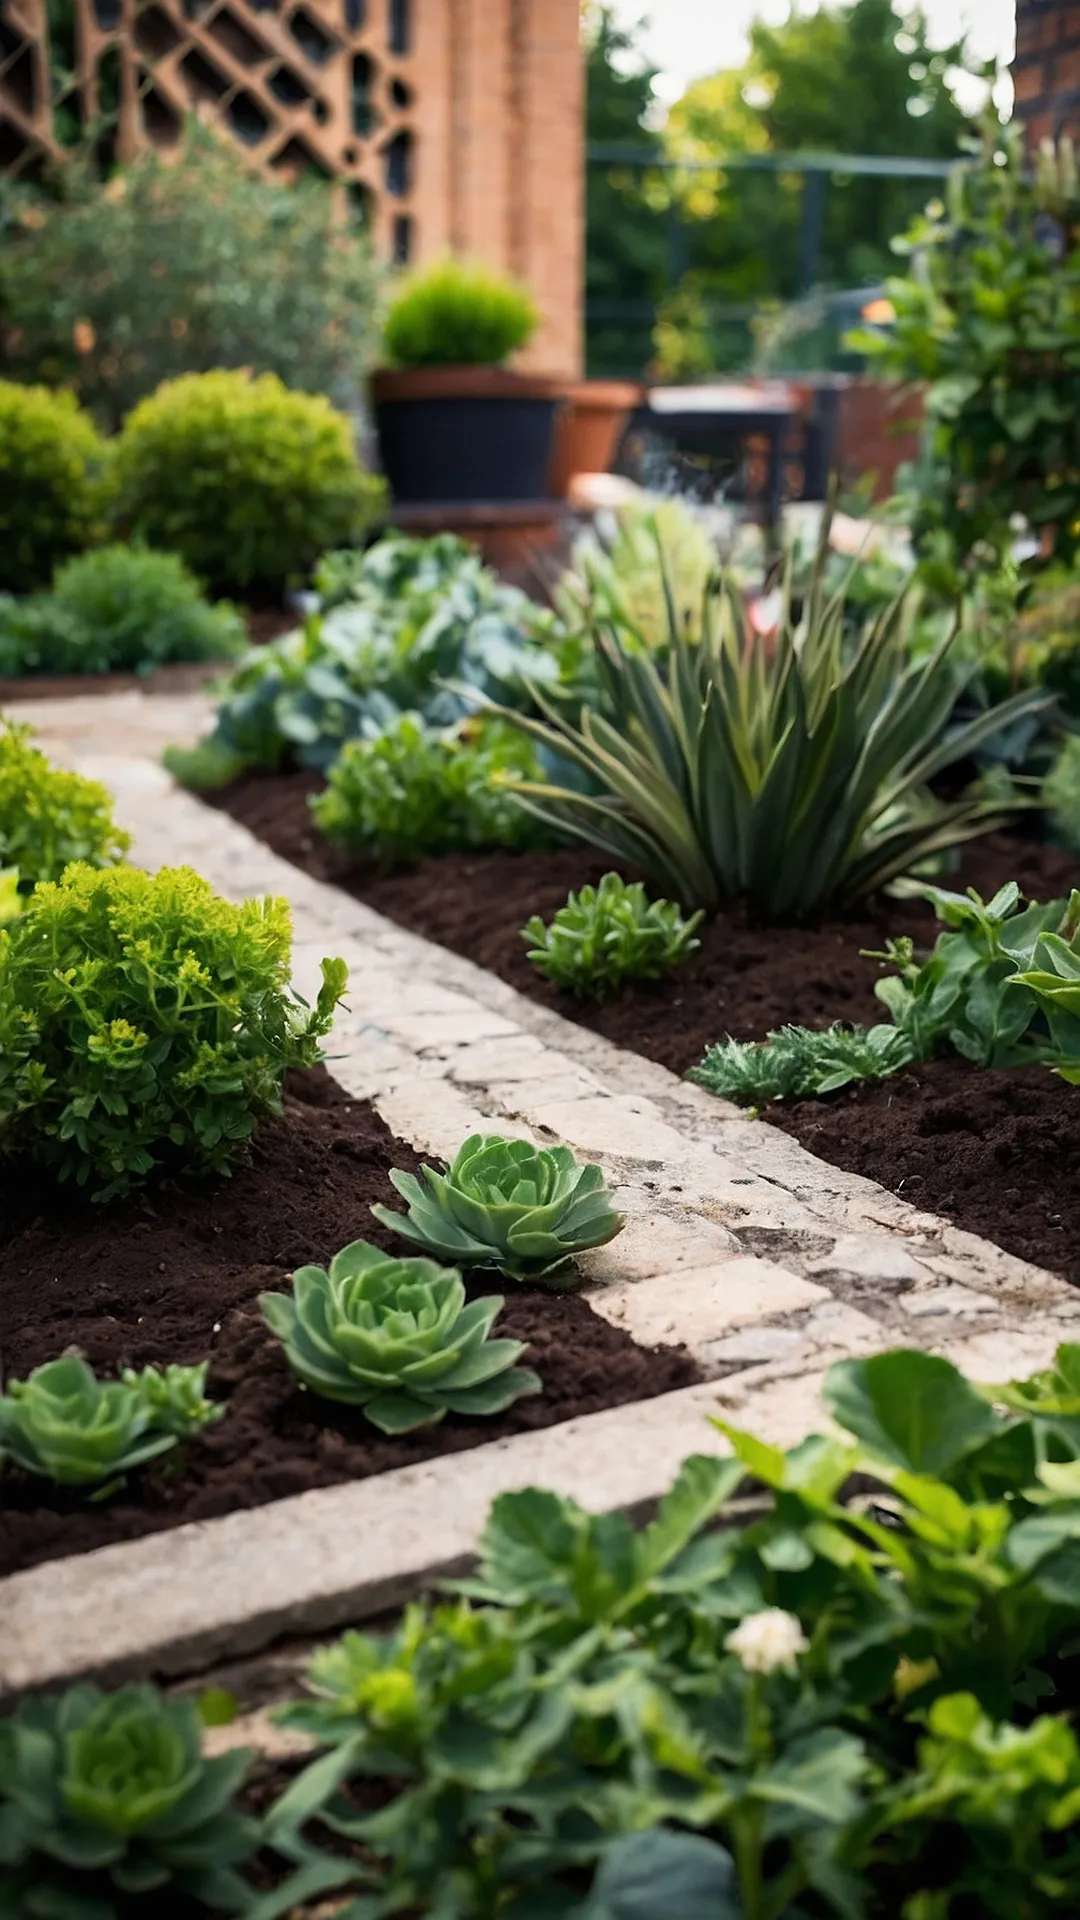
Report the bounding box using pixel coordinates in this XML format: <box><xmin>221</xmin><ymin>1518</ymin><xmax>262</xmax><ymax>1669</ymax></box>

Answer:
<box><xmin>3</xmin><ymin>687</ymin><xmax>1078</xmax><ymax>1695</ymax></box>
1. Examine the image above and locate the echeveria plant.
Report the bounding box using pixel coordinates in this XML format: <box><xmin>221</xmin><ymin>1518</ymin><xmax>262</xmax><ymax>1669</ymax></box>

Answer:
<box><xmin>372</xmin><ymin>1134</ymin><xmax>624</xmax><ymax>1285</ymax></box>
<box><xmin>260</xmin><ymin>1238</ymin><xmax>540</xmax><ymax>1434</ymax></box>
<box><xmin>0</xmin><ymin>1353</ymin><xmax>221</xmax><ymax>1487</ymax></box>
<box><xmin>0</xmin><ymin>1683</ymin><xmax>258</xmax><ymax>1916</ymax></box>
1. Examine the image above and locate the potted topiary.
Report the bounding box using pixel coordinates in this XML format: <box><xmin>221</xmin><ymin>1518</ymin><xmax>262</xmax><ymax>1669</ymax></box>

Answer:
<box><xmin>370</xmin><ymin>257</ymin><xmax>561</xmax><ymax>504</ymax></box>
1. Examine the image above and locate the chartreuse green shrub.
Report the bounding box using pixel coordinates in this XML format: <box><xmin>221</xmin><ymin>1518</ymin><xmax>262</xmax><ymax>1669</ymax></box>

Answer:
<box><xmin>0</xmin><ymin>718</ymin><xmax>130</xmax><ymax>898</ymax></box>
<box><xmin>497</xmin><ymin>524</ymin><xmax>1048</xmax><ymax>919</ymax></box>
<box><xmin>254</xmin><ymin>1343</ymin><xmax>1080</xmax><ymax>1920</ymax></box>
<box><xmin>0</xmin><ymin>1682</ymin><xmax>258</xmax><ymax>1915</ymax></box>
<box><xmin>372</xmin><ymin>1134</ymin><xmax>624</xmax><ymax>1286</ymax></box>
<box><xmin>0</xmin><ymin>380</ymin><xmax>110</xmax><ymax>590</ymax></box>
<box><xmin>112</xmin><ymin>370</ymin><xmax>385</xmax><ymax>592</ymax></box>
<box><xmin>0</xmin><ymin>1354</ymin><xmax>220</xmax><ymax>1488</ymax></box>
<box><xmin>523</xmin><ymin>872</ymin><xmax>702</xmax><ymax>1001</ymax></box>
<box><xmin>260</xmin><ymin>1239</ymin><xmax>540</xmax><ymax>1434</ymax></box>
<box><xmin>165</xmin><ymin>531</ymin><xmax>563</xmax><ymax>788</ymax></box>
<box><xmin>694</xmin><ymin>881</ymin><xmax>1080</xmax><ymax>1106</ymax></box>
<box><xmin>0</xmin><ymin>862</ymin><xmax>346</xmax><ymax>1197</ymax></box>
<box><xmin>311</xmin><ymin>713</ymin><xmax>547</xmax><ymax>866</ymax></box>
<box><xmin>0</xmin><ymin>545</ymin><xmax>247</xmax><ymax>677</ymax></box>
<box><xmin>382</xmin><ymin>256</ymin><xmax>538</xmax><ymax>366</ymax></box>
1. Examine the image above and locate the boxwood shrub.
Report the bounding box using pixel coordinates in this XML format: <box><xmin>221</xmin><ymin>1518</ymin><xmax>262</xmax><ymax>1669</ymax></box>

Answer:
<box><xmin>111</xmin><ymin>370</ymin><xmax>385</xmax><ymax>592</ymax></box>
<box><xmin>0</xmin><ymin>381</ymin><xmax>110</xmax><ymax>591</ymax></box>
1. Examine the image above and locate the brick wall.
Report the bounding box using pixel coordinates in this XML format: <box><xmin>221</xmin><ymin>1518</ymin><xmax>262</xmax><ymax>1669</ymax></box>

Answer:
<box><xmin>1013</xmin><ymin>0</ymin><xmax>1080</xmax><ymax>144</ymax></box>
<box><xmin>413</xmin><ymin>0</ymin><xmax>584</xmax><ymax>377</ymax></box>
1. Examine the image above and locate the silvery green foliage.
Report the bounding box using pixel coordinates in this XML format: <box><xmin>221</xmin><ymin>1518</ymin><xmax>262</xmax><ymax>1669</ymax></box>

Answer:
<box><xmin>0</xmin><ymin>1353</ymin><xmax>221</xmax><ymax>1487</ymax></box>
<box><xmin>692</xmin><ymin>1021</ymin><xmax>915</xmax><ymax>1105</ymax></box>
<box><xmin>0</xmin><ymin>1683</ymin><xmax>258</xmax><ymax>1916</ymax></box>
<box><xmin>523</xmin><ymin>871</ymin><xmax>702</xmax><ymax>1001</ymax></box>
<box><xmin>372</xmin><ymin>1133</ymin><xmax>624</xmax><ymax>1285</ymax></box>
<box><xmin>260</xmin><ymin>1238</ymin><xmax>540</xmax><ymax>1434</ymax></box>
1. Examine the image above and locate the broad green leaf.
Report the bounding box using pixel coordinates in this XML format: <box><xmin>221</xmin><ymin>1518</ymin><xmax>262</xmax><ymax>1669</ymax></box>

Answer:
<box><xmin>589</xmin><ymin>1828</ymin><xmax>741</xmax><ymax>1920</ymax></box>
<box><xmin>825</xmin><ymin>1351</ymin><xmax>1003</xmax><ymax>1477</ymax></box>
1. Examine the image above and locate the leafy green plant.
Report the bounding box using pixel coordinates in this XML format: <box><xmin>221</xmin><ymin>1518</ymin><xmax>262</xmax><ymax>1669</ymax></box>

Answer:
<box><xmin>0</xmin><ymin>1682</ymin><xmax>258</xmax><ymax>1915</ymax></box>
<box><xmin>497</xmin><ymin>525</ymin><xmax>1048</xmax><ymax>918</ymax></box>
<box><xmin>259</xmin><ymin>1238</ymin><xmax>540</xmax><ymax>1435</ymax></box>
<box><xmin>0</xmin><ymin>544</ymin><xmax>246</xmax><ymax>677</ymax></box>
<box><xmin>311</xmin><ymin>713</ymin><xmax>546</xmax><ymax>866</ymax></box>
<box><xmin>0</xmin><ymin>718</ymin><xmax>130</xmax><ymax>895</ymax></box>
<box><xmin>111</xmin><ymin>369</ymin><xmax>385</xmax><ymax>592</ymax></box>
<box><xmin>0</xmin><ymin>861</ymin><xmax>346</xmax><ymax>1197</ymax></box>
<box><xmin>0</xmin><ymin>380</ymin><xmax>110</xmax><ymax>591</ymax></box>
<box><xmin>0</xmin><ymin>1353</ymin><xmax>220</xmax><ymax>1488</ymax></box>
<box><xmin>523</xmin><ymin>871</ymin><xmax>702</xmax><ymax>1000</ymax></box>
<box><xmin>1012</xmin><ymin>931</ymin><xmax>1080</xmax><ymax>1084</ymax></box>
<box><xmin>382</xmin><ymin>256</ymin><xmax>538</xmax><ymax>367</ymax></box>
<box><xmin>693</xmin><ymin>1020</ymin><xmax>915</xmax><ymax>1105</ymax></box>
<box><xmin>852</xmin><ymin>123</ymin><xmax>1080</xmax><ymax>569</ymax></box>
<box><xmin>259</xmin><ymin>1342</ymin><xmax>1080</xmax><ymax>1920</ymax></box>
<box><xmin>165</xmin><ymin>532</ymin><xmax>563</xmax><ymax>784</ymax></box>
<box><xmin>693</xmin><ymin>882</ymin><xmax>1080</xmax><ymax>1107</ymax></box>
<box><xmin>1045</xmin><ymin>735</ymin><xmax>1080</xmax><ymax>858</ymax></box>
<box><xmin>0</xmin><ymin>131</ymin><xmax>380</xmax><ymax>430</ymax></box>
<box><xmin>372</xmin><ymin>1134</ymin><xmax>624</xmax><ymax>1285</ymax></box>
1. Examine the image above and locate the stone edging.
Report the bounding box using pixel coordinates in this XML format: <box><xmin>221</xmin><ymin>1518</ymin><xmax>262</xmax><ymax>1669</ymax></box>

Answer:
<box><xmin>2</xmin><ymin>688</ymin><xmax>1076</xmax><ymax>1699</ymax></box>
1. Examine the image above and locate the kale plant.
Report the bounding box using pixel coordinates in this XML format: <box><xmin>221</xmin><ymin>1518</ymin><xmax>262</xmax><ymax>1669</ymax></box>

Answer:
<box><xmin>165</xmin><ymin>533</ymin><xmax>564</xmax><ymax>785</ymax></box>
<box><xmin>0</xmin><ymin>862</ymin><xmax>347</xmax><ymax>1197</ymax></box>
<box><xmin>0</xmin><ymin>1354</ymin><xmax>220</xmax><ymax>1488</ymax></box>
<box><xmin>260</xmin><ymin>1239</ymin><xmax>539</xmax><ymax>1434</ymax></box>
<box><xmin>0</xmin><ymin>718</ymin><xmax>130</xmax><ymax>895</ymax></box>
<box><xmin>0</xmin><ymin>1683</ymin><xmax>258</xmax><ymax>1915</ymax></box>
<box><xmin>523</xmin><ymin>872</ymin><xmax>702</xmax><ymax>1000</ymax></box>
<box><xmin>372</xmin><ymin>1133</ymin><xmax>624</xmax><ymax>1285</ymax></box>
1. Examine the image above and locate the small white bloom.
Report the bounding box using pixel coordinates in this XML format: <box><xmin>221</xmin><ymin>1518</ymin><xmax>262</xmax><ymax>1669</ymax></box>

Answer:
<box><xmin>725</xmin><ymin>1608</ymin><xmax>808</xmax><ymax>1676</ymax></box>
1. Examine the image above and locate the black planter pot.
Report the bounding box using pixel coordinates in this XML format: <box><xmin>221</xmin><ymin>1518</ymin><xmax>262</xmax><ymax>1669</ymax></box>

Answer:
<box><xmin>371</xmin><ymin>365</ymin><xmax>561</xmax><ymax>504</ymax></box>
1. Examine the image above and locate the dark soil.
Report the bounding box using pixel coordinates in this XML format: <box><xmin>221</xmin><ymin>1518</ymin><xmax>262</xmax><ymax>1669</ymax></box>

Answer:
<box><xmin>0</xmin><ymin>1069</ymin><xmax>697</xmax><ymax>1578</ymax></box>
<box><xmin>769</xmin><ymin>1058</ymin><xmax>1080</xmax><ymax>1284</ymax></box>
<box><xmin>208</xmin><ymin>768</ymin><xmax>1080</xmax><ymax>1287</ymax></box>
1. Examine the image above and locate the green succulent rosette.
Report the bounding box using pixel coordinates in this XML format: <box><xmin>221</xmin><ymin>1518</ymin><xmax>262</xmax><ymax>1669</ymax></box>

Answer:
<box><xmin>371</xmin><ymin>1133</ymin><xmax>625</xmax><ymax>1284</ymax></box>
<box><xmin>0</xmin><ymin>1353</ymin><xmax>220</xmax><ymax>1488</ymax></box>
<box><xmin>0</xmin><ymin>1683</ymin><xmax>258</xmax><ymax>1915</ymax></box>
<box><xmin>260</xmin><ymin>1238</ymin><xmax>541</xmax><ymax>1435</ymax></box>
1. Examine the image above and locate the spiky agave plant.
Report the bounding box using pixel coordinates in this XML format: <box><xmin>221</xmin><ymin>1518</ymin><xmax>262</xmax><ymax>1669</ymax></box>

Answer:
<box><xmin>494</xmin><ymin>523</ymin><xmax>1050</xmax><ymax>919</ymax></box>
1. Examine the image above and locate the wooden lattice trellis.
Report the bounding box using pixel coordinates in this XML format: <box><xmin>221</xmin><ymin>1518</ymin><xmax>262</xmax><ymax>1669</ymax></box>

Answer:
<box><xmin>0</xmin><ymin>0</ymin><xmax>416</xmax><ymax>258</ymax></box>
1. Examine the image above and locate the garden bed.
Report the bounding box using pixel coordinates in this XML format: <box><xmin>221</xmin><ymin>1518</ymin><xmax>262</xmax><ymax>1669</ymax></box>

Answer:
<box><xmin>0</xmin><ymin>1066</ymin><xmax>696</xmax><ymax>1579</ymax></box>
<box><xmin>207</xmin><ymin>769</ymin><xmax>1080</xmax><ymax>1287</ymax></box>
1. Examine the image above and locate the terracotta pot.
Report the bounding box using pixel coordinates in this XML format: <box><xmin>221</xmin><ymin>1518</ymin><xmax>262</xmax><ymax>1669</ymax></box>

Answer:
<box><xmin>370</xmin><ymin>364</ymin><xmax>562</xmax><ymax>505</ymax></box>
<box><xmin>548</xmin><ymin>379</ymin><xmax>643</xmax><ymax>497</ymax></box>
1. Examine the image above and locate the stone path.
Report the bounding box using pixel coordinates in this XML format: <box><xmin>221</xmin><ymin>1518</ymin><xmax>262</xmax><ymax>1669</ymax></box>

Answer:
<box><xmin>3</xmin><ymin>685</ymin><xmax>1077</xmax><ymax>1697</ymax></box>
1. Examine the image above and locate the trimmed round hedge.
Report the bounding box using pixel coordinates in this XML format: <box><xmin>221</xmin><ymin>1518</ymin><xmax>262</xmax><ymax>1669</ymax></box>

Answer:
<box><xmin>0</xmin><ymin>382</ymin><xmax>110</xmax><ymax>591</ymax></box>
<box><xmin>110</xmin><ymin>370</ymin><xmax>385</xmax><ymax>591</ymax></box>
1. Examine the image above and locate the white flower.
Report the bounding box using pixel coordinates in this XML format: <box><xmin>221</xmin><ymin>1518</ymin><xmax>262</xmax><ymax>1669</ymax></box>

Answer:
<box><xmin>725</xmin><ymin>1608</ymin><xmax>808</xmax><ymax>1676</ymax></box>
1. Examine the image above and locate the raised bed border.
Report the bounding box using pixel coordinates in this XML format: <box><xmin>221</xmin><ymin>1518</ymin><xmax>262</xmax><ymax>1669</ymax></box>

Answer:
<box><xmin>2</xmin><ymin>688</ymin><xmax>1078</xmax><ymax>1701</ymax></box>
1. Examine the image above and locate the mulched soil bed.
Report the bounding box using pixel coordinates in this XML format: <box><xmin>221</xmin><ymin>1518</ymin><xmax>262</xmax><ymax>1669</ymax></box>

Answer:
<box><xmin>209</xmin><ymin>768</ymin><xmax>1080</xmax><ymax>1286</ymax></box>
<box><xmin>0</xmin><ymin>1068</ymin><xmax>697</xmax><ymax>1579</ymax></box>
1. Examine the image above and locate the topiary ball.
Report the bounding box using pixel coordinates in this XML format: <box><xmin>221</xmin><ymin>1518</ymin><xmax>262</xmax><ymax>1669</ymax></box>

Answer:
<box><xmin>0</xmin><ymin>382</ymin><xmax>111</xmax><ymax>591</ymax></box>
<box><xmin>111</xmin><ymin>369</ymin><xmax>385</xmax><ymax>592</ymax></box>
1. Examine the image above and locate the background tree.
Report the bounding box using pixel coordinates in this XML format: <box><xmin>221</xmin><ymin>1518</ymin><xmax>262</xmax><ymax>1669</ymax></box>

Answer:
<box><xmin>583</xmin><ymin>5</ymin><xmax>669</xmax><ymax>376</ymax></box>
<box><xmin>584</xmin><ymin>0</ymin><xmax>994</xmax><ymax>377</ymax></box>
